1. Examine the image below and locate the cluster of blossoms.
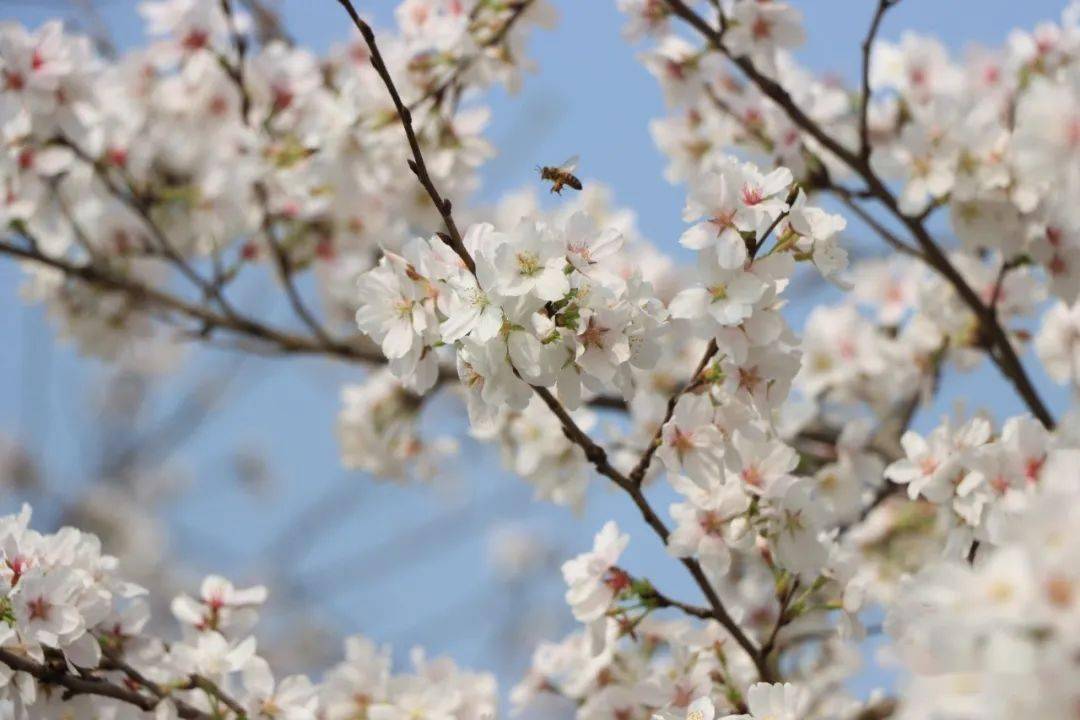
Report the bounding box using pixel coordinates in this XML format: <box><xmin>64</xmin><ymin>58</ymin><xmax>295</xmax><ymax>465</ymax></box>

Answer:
<box><xmin>514</xmin><ymin>522</ymin><xmax>855</xmax><ymax>719</ymax></box>
<box><xmin>882</xmin><ymin>413</ymin><xmax>1066</xmax><ymax>557</ymax></box>
<box><xmin>356</xmin><ymin>209</ymin><xmax>666</xmax><ymax>412</ymax></box>
<box><xmin>0</xmin><ymin>504</ymin><xmax>495</xmax><ymax>719</ymax></box>
<box><xmin>512</xmin><ymin>611</ymin><xmax>831</xmax><ymax>720</ymax></box>
<box><xmin>353</xmin><ymin>138</ymin><xmax>856</xmax><ymax>574</ymax></box>
<box><xmin>632</xmin><ymin>0</ymin><xmax>1080</xmax><ymax>376</ymax></box>
<box><xmin>337</xmin><ymin>368</ymin><xmax>458</xmax><ymax>480</ymax></box>
<box><xmin>0</xmin><ymin>0</ymin><xmax>552</xmax><ymax>361</ymax></box>
<box><xmin>5</xmin><ymin>0</ymin><xmax>1080</xmax><ymax>718</ymax></box>
<box><xmin>885</xmin><ymin>463</ymin><xmax>1080</xmax><ymax>718</ymax></box>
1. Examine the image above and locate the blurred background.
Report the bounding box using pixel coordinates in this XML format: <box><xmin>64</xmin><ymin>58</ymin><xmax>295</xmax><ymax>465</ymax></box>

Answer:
<box><xmin>0</xmin><ymin>0</ymin><xmax>1070</xmax><ymax>704</ymax></box>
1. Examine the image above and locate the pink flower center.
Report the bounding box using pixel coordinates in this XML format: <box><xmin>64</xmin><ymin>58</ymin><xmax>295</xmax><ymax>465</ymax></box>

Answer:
<box><xmin>742</xmin><ymin>465</ymin><xmax>763</xmax><ymax>487</ymax></box>
<box><xmin>665</xmin><ymin>59</ymin><xmax>685</xmax><ymax>81</ymax></box>
<box><xmin>710</xmin><ymin>210</ymin><xmax>737</xmax><ymax>231</ymax></box>
<box><xmin>27</xmin><ymin>596</ymin><xmax>49</xmax><ymax>621</ymax></box>
<box><xmin>1066</xmin><ymin>117</ymin><xmax>1080</xmax><ymax>149</ymax></box>
<box><xmin>751</xmin><ymin>16</ymin><xmax>773</xmax><ymax>40</ymax></box>
<box><xmin>738</xmin><ymin>365</ymin><xmax>762</xmax><ymax>390</ymax></box>
<box><xmin>182</xmin><ymin>29</ymin><xmax>209</xmax><ymax>51</ymax></box>
<box><xmin>6</xmin><ymin>556</ymin><xmax>28</xmax><ymax>585</ymax></box>
<box><xmin>1049</xmin><ymin>253</ymin><xmax>1067</xmax><ymax>276</ymax></box>
<box><xmin>4</xmin><ymin>71</ymin><xmax>25</xmax><ymax>91</ymax></box>
<box><xmin>700</xmin><ymin>510</ymin><xmax>726</xmax><ymax>535</ymax></box>
<box><xmin>579</xmin><ymin>318</ymin><xmax>609</xmax><ymax>348</ymax></box>
<box><xmin>741</xmin><ymin>183</ymin><xmax>764</xmax><ymax>206</ymax></box>
<box><xmin>106</xmin><ymin>147</ymin><xmax>128</xmax><ymax>167</ymax></box>
<box><xmin>672</xmin><ymin>685</ymin><xmax>694</xmax><ymax>708</ymax></box>
<box><xmin>17</xmin><ymin>148</ymin><xmax>34</xmax><ymax>170</ymax></box>
<box><xmin>604</xmin><ymin>567</ymin><xmax>630</xmax><ymax>592</ymax></box>
<box><xmin>672</xmin><ymin>427</ymin><xmax>695</xmax><ymax>455</ymax></box>
<box><xmin>272</xmin><ymin>85</ymin><xmax>294</xmax><ymax>112</ymax></box>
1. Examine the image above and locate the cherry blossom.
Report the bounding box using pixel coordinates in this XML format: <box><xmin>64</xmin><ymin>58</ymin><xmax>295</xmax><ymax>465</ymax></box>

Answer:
<box><xmin>2</xmin><ymin>0</ymin><xmax>1080</xmax><ymax>717</ymax></box>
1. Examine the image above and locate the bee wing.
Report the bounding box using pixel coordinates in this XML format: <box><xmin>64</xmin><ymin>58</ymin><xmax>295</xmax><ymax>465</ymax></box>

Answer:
<box><xmin>558</xmin><ymin>155</ymin><xmax>580</xmax><ymax>173</ymax></box>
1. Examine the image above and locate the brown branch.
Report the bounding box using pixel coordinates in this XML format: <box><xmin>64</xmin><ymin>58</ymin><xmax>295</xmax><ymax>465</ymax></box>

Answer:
<box><xmin>626</xmin><ymin>196</ymin><xmax>792</xmax><ymax>488</ymax></box>
<box><xmin>0</xmin><ymin>649</ymin><xmax>213</xmax><ymax>720</ymax></box>
<box><xmin>758</xmin><ymin>576</ymin><xmax>799</xmax><ymax>661</ymax></box>
<box><xmin>220</xmin><ymin>0</ymin><xmax>252</xmax><ymax>121</ymax></box>
<box><xmin>855</xmin><ymin>697</ymin><xmax>898</xmax><ymax>720</ymax></box>
<box><xmin>103</xmin><ymin>643</ymin><xmax>244</xmax><ymax>718</ymax></box>
<box><xmin>56</xmin><ymin>137</ymin><xmax>241</xmax><ymax>320</ymax></box>
<box><xmin>636</xmin><ymin>577</ymin><xmax>714</xmax><ymax>620</ymax></box>
<box><xmin>858</xmin><ymin>0</ymin><xmax>899</xmax><ymax>161</ymax></box>
<box><xmin>837</xmin><ymin>342</ymin><xmax>946</xmax><ymax>538</ymax></box>
<box><xmin>185</xmin><ymin>674</ymin><xmax>246</xmax><ymax>717</ymax></box>
<box><xmin>254</xmin><ymin>185</ymin><xmax>336</xmax><ymax>345</ymax></box>
<box><xmin>823</xmin><ymin>181</ymin><xmax>923</xmax><ymax>260</ymax></box>
<box><xmin>238</xmin><ymin>0</ymin><xmax>294</xmax><ymax>45</ymax></box>
<box><xmin>333</xmin><ymin>0</ymin><xmax>474</xmax><ymax>274</ymax></box>
<box><xmin>0</xmin><ymin>237</ymin><xmax>385</xmax><ymax>364</ymax></box>
<box><xmin>213</xmin><ymin>8</ymin><xmax>336</xmax><ymax>347</ymax></box>
<box><xmin>0</xmin><ymin>236</ymin><xmax>646</xmax><ymax>425</ymax></box>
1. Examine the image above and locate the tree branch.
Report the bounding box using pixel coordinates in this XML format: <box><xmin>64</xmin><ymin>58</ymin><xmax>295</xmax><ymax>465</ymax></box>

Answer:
<box><xmin>858</xmin><ymin>0</ymin><xmax>899</xmax><ymax>161</ymax></box>
<box><xmin>0</xmin><ymin>649</ymin><xmax>213</xmax><ymax>720</ymax></box>
<box><xmin>659</xmin><ymin>0</ymin><xmax>1055</xmax><ymax>430</ymax></box>
<box><xmin>332</xmin><ymin>0</ymin><xmax>773</xmax><ymax>680</ymax></box>
<box><xmin>333</xmin><ymin>0</ymin><xmax>474</xmax><ymax>274</ymax></box>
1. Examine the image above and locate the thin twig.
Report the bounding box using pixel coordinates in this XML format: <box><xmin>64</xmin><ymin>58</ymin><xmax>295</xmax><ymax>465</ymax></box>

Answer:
<box><xmin>858</xmin><ymin>0</ymin><xmax>899</xmax><ymax>161</ymax></box>
<box><xmin>758</xmin><ymin>577</ymin><xmax>799</xmax><ymax>661</ymax></box>
<box><xmin>333</xmin><ymin>0</ymin><xmax>474</xmax><ymax>274</ymax></box>
<box><xmin>637</xmin><ymin>578</ymin><xmax>714</xmax><ymax>620</ymax></box>
<box><xmin>255</xmin><ymin>185</ymin><xmax>336</xmax><ymax>345</ymax></box>
<box><xmin>57</xmin><ymin>137</ymin><xmax>241</xmax><ymax>319</ymax></box>
<box><xmin>220</xmin><ymin>0</ymin><xmax>252</xmax><ymax>121</ymax></box>
<box><xmin>407</xmin><ymin>0</ymin><xmax>536</xmax><ymax>112</ymax></box>
<box><xmin>825</xmin><ymin>181</ymin><xmax>923</xmax><ymax>260</ymax></box>
<box><xmin>627</xmin><ymin>339</ymin><xmax>717</xmax><ymax>488</ymax></box>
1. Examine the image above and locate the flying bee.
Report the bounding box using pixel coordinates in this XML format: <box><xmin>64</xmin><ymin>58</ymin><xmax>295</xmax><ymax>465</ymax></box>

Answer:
<box><xmin>538</xmin><ymin>155</ymin><xmax>582</xmax><ymax>195</ymax></box>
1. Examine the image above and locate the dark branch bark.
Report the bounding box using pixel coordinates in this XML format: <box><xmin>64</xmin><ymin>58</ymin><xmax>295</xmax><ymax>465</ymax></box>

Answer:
<box><xmin>0</xmin><ymin>649</ymin><xmax>213</xmax><ymax>720</ymax></box>
<box><xmin>858</xmin><ymin>0</ymin><xmax>900</xmax><ymax>161</ymax></box>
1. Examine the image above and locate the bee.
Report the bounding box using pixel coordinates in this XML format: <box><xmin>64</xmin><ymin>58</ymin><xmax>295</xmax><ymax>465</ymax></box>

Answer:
<box><xmin>538</xmin><ymin>155</ymin><xmax>582</xmax><ymax>195</ymax></box>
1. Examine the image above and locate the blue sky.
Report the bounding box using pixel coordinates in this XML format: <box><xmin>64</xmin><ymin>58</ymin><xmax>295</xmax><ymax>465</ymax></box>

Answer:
<box><xmin>0</xmin><ymin>0</ymin><xmax>1071</xmax><ymax>700</ymax></box>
